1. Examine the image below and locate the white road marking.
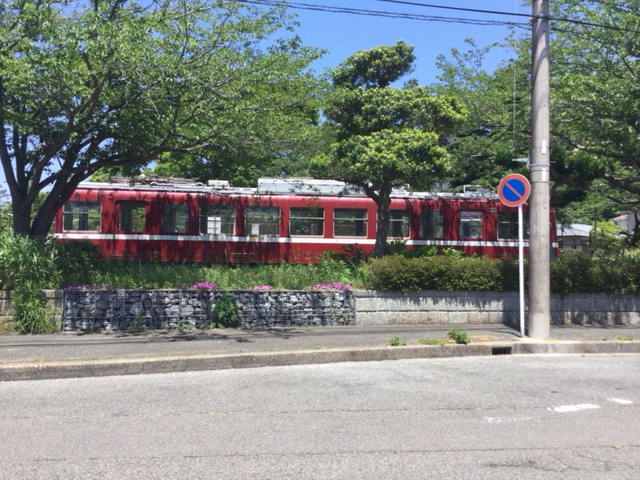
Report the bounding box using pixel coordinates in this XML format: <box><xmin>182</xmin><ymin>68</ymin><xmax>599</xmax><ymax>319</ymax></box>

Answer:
<box><xmin>608</xmin><ymin>397</ymin><xmax>634</xmax><ymax>405</ymax></box>
<box><xmin>549</xmin><ymin>404</ymin><xmax>601</xmax><ymax>413</ymax></box>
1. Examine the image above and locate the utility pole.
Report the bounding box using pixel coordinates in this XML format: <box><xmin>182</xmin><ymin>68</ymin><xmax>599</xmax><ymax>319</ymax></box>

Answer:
<box><xmin>529</xmin><ymin>0</ymin><xmax>551</xmax><ymax>339</ymax></box>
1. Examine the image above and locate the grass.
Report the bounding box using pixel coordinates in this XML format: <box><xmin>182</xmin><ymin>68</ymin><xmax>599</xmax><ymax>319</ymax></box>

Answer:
<box><xmin>417</xmin><ymin>338</ymin><xmax>448</xmax><ymax>346</ymax></box>
<box><xmin>85</xmin><ymin>258</ymin><xmax>368</xmax><ymax>291</ymax></box>
<box><xmin>615</xmin><ymin>335</ymin><xmax>635</xmax><ymax>341</ymax></box>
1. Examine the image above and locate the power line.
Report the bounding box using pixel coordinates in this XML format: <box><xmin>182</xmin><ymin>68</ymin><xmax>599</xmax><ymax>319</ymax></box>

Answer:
<box><xmin>241</xmin><ymin>0</ymin><xmax>529</xmax><ymax>27</ymax></box>
<box><xmin>370</xmin><ymin>0</ymin><xmax>532</xmax><ymax>19</ymax></box>
<box><xmin>241</xmin><ymin>0</ymin><xmax>640</xmax><ymax>35</ymax></box>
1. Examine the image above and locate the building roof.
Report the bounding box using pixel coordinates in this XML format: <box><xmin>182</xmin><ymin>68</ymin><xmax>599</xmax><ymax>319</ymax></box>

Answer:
<box><xmin>557</xmin><ymin>223</ymin><xmax>591</xmax><ymax>238</ymax></box>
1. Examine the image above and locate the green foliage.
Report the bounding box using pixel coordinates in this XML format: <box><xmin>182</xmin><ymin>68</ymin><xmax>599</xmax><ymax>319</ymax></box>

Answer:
<box><xmin>448</xmin><ymin>329</ymin><xmax>470</xmax><ymax>345</ymax></box>
<box><xmin>417</xmin><ymin>338</ymin><xmax>447</xmax><ymax>346</ymax></box>
<box><xmin>11</xmin><ymin>287</ymin><xmax>58</xmax><ymax>334</ymax></box>
<box><xmin>55</xmin><ymin>241</ymin><xmax>103</xmax><ymax>288</ymax></box>
<box><xmin>1</xmin><ymin>0</ymin><xmax>323</xmax><ymax>237</ymax></box>
<box><xmin>323</xmin><ymin>41</ymin><xmax>465</xmax><ymax>257</ymax></box>
<box><xmin>213</xmin><ymin>292</ymin><xmax>240</xmax><ymax>328</ymax></box>
<box><xmin>368</xmin><ymin>255</ymin><xmax>517</xmax><ymax>294</ymax></box>
<box><xmin>127</xmin><ymin>315</ymin><xmax>148</xmax><ymax>334</ymax></box>
<box><xmin>616</xmin><ymin>335</ymin><xmax>635</xmax><ymax>342</ymax></box>
<box><xmin>550</xmin><ymin>252</ymin><xmax>640</xmax><ymax>295</ymax></box>
<box><xmin>388</xmin><ymin>336</ymin><xmax>406</xmax><ymax>347</ymax></box>
<box><xmin>0</xmin><ymin>235</ymin><xmax>60</xmax><ymax>290</ymax></box>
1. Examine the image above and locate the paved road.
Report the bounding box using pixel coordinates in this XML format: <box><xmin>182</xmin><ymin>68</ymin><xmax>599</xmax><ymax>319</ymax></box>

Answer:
<box><xmin>1</xmin><ymin>354</ymin><xmax>639</xmax><ymax>479</ymax></box>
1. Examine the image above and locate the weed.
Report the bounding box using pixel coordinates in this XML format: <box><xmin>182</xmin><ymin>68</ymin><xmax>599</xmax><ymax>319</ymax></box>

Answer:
<box><xmin>213</xmin><ymin>292</ymin><xmax>240</xmax><ymax>328</ymax></box>
<box><xmin>389</xmin><ymin>336</ymin><xmax>406</xmax><ymax>347</ymax></box>
<box><xmin>127</xmin><ymin>314</ymin><xmax>147</xmax><ymax>333</ymax></box>
<box><xmin>417</xmin><ymin>338</ymin><xmax>447</xmax><ymax>346</ymax></box>
<box><xmin>615</xmin><ymin>335</ymin><xmax>635</xmax><ymax>341</ymax></box>
<box><xmin>448</xmin><ymin>328</ymin><xmax>470</xmax><ymax>345</ymax></box>
<box><xmin>178</xmin><ymin>320</ymin><xmax>193</xmax><ymax>330</ymax></box>
<box><xmin>12</xmin><ymin>286</ymin><xmax>58</xmax><ymax>334</ymax></box>
<box><xmin>602</xmin><ymin>336</ymin><xmax>609</xmax><ymax>341</ymax></box>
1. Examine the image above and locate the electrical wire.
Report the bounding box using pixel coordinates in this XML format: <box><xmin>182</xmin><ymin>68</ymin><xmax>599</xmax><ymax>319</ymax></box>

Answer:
<box><xmin>240</xmin><ymin>0</ymin><xmax>640</xmax><ymax>35</ymax></box>
<box><xmin>240</xmin><ymin>0</ymin><xmax>529</xmax><ymax>27</ymax></box>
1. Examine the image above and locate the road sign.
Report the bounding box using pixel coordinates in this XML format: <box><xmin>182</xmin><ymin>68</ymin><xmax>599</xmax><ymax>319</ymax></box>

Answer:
<box><xmin>498</xmin><ymin>173</ymin><xmax>531</xmax><ymax>207</ymax></box>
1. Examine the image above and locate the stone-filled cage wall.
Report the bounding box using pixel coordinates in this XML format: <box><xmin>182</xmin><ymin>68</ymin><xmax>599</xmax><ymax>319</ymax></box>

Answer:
<box><xmin>63</xmin><ymin>289</ymin><xmax>356</xmax><ymax>331</ymax></box>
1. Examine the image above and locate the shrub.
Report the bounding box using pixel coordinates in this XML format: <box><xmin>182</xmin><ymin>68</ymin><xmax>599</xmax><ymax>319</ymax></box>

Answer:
<box><xmin>367</xmin><ymin>255</ymin><xmax>425</xmax><ymax>293</ymax></box>
<box><xmin>55</xmin><ymin>240</ymin><xmax>103</xmax><ymax>287</ymax></box>
<box><xmin>213</xmin><ymin>292</ymin><xmax>240</xmax><ymax>328</ymax></box>
<box><xmin>11</xmin><ymin>286</ymin><xmax>58</xmax><ymax>334</ymax></box>
<box><xmin>448</xmin><ymin>328</ymin><xmax>470</xmax><ymax>345</ymax></box>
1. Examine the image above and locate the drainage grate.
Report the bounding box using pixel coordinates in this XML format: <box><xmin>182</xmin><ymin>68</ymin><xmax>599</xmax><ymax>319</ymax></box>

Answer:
<box><xmin>492</xmin><ymin>346</ymin><xmax>513</xmax><ymax>356</ymax></box>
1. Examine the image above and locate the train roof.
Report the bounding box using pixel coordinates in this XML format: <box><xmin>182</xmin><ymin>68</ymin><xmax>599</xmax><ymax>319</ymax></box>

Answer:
<box><xmin>76</xmin><ymin>176</ymin><xmax>499</xmax><ymax>200</ymax></box>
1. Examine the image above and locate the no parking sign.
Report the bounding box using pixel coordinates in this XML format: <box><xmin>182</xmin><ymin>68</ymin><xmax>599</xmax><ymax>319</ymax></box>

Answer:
<box><xmin>497</xmin><ymin>173</ymin><xmax>531</xmax><ymax>339</ymax></box>
<box><xmin>498</xmin><ymin>173</ymin><xmax>530</xmax><ymax>207</ymax></box>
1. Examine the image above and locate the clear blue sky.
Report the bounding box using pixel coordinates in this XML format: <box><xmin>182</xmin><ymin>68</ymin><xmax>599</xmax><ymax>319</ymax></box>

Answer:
<box><xmin>290</xmin><ymin>0</ymin><xmax>531</xmax><ymax>85</ymax></box>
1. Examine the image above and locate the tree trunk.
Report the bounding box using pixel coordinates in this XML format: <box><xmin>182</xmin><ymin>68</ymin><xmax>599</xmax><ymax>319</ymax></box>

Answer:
<box><xmin>373</xmin><ymin>188</ymin><xmax>392</xmax><ymax>258</ymax></box>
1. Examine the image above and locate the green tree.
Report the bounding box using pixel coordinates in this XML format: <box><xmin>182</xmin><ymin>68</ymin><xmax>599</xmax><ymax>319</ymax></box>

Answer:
<box><xmin>548</xmin><ymin>0</ymin><xmax>640</xmax><ymax>240</ymax></box>
<box><xmin>0</xmin><ymin>0</ymin><xmax>322</xmax><ymax>237</ymax></box>
<box><xmin>319</xmin><ymin>41</ymin><xmax>466</xmax><ymax>258</ymax></box>
<box><xmin>434</xmin><ymin>38</ymin><xmax>604</xmax><ymax>216</ymax></box>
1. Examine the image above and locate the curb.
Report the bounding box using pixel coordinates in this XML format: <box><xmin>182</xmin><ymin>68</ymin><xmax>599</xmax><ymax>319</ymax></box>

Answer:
<box><xmin>1</xmin><ymin>340</ymin><xmax>639</xmax><ymax>382</ymax></box>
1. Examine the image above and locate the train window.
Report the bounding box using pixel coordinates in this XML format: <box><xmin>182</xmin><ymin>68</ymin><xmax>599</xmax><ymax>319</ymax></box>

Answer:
<box><xmin>62</xmin><ymin>201</ymin><xmax>101</xmax><ymax>231</ymax></box>
<box><xmin>290</xmin><ymin>207</ymin><xmax>324</xmax><ymax>236</ymax></box>
<box><xmin>334</xmin><ymin>209</ymin><xmax>368</xmax><ymax>237</ymax></box>
<box><xmin>119</xmin><ymin>202</ymin><xmax>146</xmax><ymax>232</ymax></box>
<box><xmin>498</xmin><ymin>212</ymin><xmax>529</xmax><ymax>239</ymax></box>
<box><xmin>246</xmin><ymin>206</ymin><xmax>280</xmax><ymax>235</ymax></box>
<box><xmin>389</xmin><ymin>210</ymin><xmax>410</xmax><ymax>238</ymax></box>
<box><xmin>162</xmin><ymin>204</ymin><xmax>189</xmax><ymax>234</ymax></box>
<box><xmin>420</xmin><ymin>210</ymin><xmax>443</xmax><ymax>238</ymax></box>
<box><xmin>200</xmin><ymin>205</ymin><xmax>235</xmax><ymax>235</ymax></box>
<box><xmin>459</xmin><ymin>211</ymin><xmax>483</xmax><ymax>239</ymax></box>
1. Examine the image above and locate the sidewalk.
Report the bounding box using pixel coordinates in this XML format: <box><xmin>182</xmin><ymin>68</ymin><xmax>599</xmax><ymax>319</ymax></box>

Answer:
<box><xmin>1</xmin><ymin>323</ymin><xmax>640</xmax><ymax>382</ymax></box>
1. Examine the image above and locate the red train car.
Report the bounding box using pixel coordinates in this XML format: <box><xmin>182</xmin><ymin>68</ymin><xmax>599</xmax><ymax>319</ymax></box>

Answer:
<box><xmin>53</xmin><ymin>177</ymin><xmax>559</xmax><ymax>262</ymax></box>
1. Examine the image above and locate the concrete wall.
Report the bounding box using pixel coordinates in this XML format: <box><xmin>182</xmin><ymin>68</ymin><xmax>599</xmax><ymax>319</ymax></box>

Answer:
<box><xmin>354</xmin><ymin>290</ymin><xmax>640</xmax><ymax>327</ymax></box>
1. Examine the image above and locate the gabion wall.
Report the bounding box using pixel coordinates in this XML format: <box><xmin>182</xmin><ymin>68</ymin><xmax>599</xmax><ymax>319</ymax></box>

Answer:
<box><xmin>63</xmin><ymin>289</ymin><xmax>355</xmax><ymax>331</ymax></box>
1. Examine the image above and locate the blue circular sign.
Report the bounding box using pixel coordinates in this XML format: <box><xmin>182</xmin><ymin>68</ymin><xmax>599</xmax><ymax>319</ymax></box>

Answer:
<box><xmin>498</xmin><ymin>174</ymin><xmax>531</xmax><ymax>207</ymax></box>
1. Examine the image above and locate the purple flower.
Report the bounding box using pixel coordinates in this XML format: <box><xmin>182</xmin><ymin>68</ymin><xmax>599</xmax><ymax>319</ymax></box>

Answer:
<box><xmin>313</xmin><ymin>282</ymin><xmax>351</xmax><ymax>292</ymax></box>
<box><xmin>252</xmin><ymin>285</ymin><xmax>272</xmax><ymax>291</ymax></box>
<box><xmin>190</xmin><ymin>282</ymin><xmax>218</xmax><ymax>292</ymax></box>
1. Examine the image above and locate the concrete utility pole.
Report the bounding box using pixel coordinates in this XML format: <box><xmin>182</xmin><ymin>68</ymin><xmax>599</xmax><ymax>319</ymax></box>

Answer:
<box><xmin>529</xmin><ymin>0</ymin><xmax>551</xmax><ymax>339</ymax></box>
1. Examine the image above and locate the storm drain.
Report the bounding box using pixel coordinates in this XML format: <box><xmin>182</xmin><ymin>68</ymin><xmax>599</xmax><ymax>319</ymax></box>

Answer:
<box><xmin>491</xmin><ymin>346</ymin><xmax>513</xmax><ymax>356</ymax></box>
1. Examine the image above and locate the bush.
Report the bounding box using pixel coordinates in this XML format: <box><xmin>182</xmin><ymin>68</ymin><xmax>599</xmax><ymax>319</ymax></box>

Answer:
<box><xmin>368</xmin><ymin>251</ymin><xmax>639</xmax><ymax>295</ymax></box>
<box><xmin>55</xmin><ymin>240</ymin><xmax>103</xmax><ymax>287</ymax></box>
<box><xmin>368</xmin><ymin>255</ymin><xmax>519</xmax><ymax>293</ymax></box>
<box><xmin>448</xmin><ymin>328</ymin><xmax>470</xmax><ymax>345</ymax></box>
<box><xmin>213</xmin><ymin>292</ymin><xmax>240</xmax><ymax>328</ymax></box>
<box><xmin>11</xmin><ymin>286</ymin><xmax>58</xmax><ymax>334</ymax></box>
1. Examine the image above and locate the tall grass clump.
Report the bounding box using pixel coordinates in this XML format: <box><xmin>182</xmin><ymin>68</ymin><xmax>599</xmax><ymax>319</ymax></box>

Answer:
<box><xmin>0</xmin><ymin>235</ymin><xmax>60</xmax><ymax>333</ymax></box>
<box><xmin>0</xmin><ymin>235</ymin><xmax>61</xmax><ymax>290</ymax></box>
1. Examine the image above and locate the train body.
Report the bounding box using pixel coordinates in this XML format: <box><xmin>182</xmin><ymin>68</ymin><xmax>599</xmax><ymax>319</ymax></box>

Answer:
<box><xmin>53</xmin><ymin>177</ymin><xmax>558</xmax><ymax>262</ymax></box>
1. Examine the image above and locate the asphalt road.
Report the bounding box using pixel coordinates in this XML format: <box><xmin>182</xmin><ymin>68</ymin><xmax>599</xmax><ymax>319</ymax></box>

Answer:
<box><xmin>1</xmin><ymin>354</ymin><xmax>639</xmax><ymax>479</ymax></box>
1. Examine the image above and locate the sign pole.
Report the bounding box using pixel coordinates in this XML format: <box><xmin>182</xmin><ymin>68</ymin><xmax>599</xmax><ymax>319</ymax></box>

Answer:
<box><xmin>518</xmin><ymin>204</ymin><xmax>525</xmax><ymax>338</ymax></box>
